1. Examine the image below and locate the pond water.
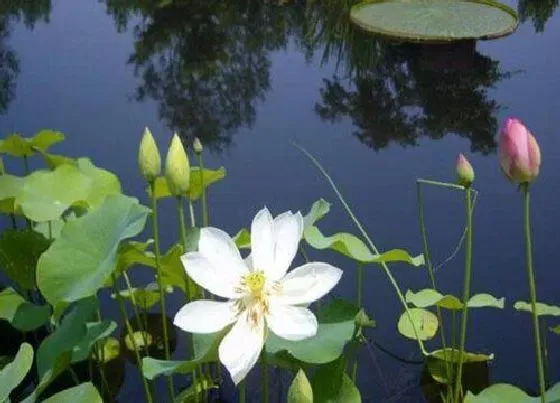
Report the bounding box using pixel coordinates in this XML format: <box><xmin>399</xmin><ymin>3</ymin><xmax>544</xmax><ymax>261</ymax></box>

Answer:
<box><xmin>1</xmin><ymin>0</ymin><xmax>560</xmax><ymax>401</ymax></box>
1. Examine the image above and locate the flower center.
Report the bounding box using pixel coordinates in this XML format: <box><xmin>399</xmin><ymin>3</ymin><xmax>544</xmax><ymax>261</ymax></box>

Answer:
<box><xmin>245</xmin><ymin>272</ymin><xmax>266</xmax><ymax>296</ymax></box>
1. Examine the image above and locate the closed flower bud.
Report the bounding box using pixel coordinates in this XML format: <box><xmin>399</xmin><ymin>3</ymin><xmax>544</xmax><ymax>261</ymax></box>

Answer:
<box><xmin>193</xmin><ymin>137</ymin><xmax>203</xmax><ymax>154</ymax></box>
<box><xmin>456</xmin><ymin>153</ymin><xmax>474</xmax><ymax>187</ymax></box>
<box><xmin>499</xmin><ymin>117</ymin><xmax>541</xmax><ymax>184</ymax></box>
<box><xmin>138</xmin><ymin>127</ymin><xmax>161</xmax><ymax>182</ymax></box>
<box><xmin>165</xmin><ymin>134</ymin><xmax>190</xmax><ymax>195</ymax></box>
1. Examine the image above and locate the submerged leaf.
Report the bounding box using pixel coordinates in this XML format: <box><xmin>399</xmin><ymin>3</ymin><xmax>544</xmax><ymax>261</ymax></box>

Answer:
<box><xmin>0</xmin><ymin>343</ymin><xmax>34</xmax><ymax>402</ymax></box>
<box><xmin>0</xmin><ymin>288</ymin><xmax>51</xmax><ymax>331</ymax></box>
<box><xmin>514</xmin><ymin>301</ymin><xmax>560</xmax><ymax>316</ymax></box>
<box><xmin>37</xmin><ymin>194</ymin><xmax>149</xmax><ymax>305</ymax></box>
<box><xmin>397</xmin><ymin>308</ymin><xmax>438</xmax><ymax>341</ymax></box>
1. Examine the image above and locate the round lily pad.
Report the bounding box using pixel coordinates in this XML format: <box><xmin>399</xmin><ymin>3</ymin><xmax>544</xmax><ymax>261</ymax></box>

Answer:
<box><xmin>350</xmin><ymin>0</ymin><xmax>519</xmax><ymax>43</ymax></box>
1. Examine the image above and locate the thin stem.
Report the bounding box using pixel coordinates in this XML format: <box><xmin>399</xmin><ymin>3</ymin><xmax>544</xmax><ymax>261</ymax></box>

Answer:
<box><xmin>198</xmin><ymin>154</ymin><xmax>209</xmax><ymax>227</ymax></box>
<box><xmin>150</xmin><ymin>182</ymin><xmax>175</xmax><ymax>402</ymax></box>
<box><xmin>357</xmin><ymin>263</ymin><xmax>364</xmax><ymax>307</ymax></box>
<box><xmin>23</xmin><ymin>155</ymin><xmax>29</xmax><ymax>175</ymax></box>
<box><xmin>122</xmin><ymin>272</ymin><xmax>149</xmax><ymax>348</ymax></box>
<box><xmin>239</xmin><ymin>380</ymin><xmax>246</xmax><ymax>403</ymax></box>
<box><xmin>541</xmin><ymin>318</ymin><xmax>550</xmax><ymax>388</ymax></box>
<box><xmin>295</xmin><ymin>144</ymin><xmax>426</xmax><ymax>354</ymax></box>
<box><xmin>95</xmin><ymin>309</ymin><xmax>107</xmax><ymax>398</ymax></box>
<box><xmin>416</xmin><ymin>179</ymin><xmax>466</xmax><ymax>191</ymax></box>
<box><xmin>417</xmin><ymin>183</ymin><xmax>451</xmax><ymax>384</ymax></box>
<box><xmin>189</xmin><ymin>201</ymin><xmax>196</xmax><ymax>228</ymax></box>
<box><xmin>111</xmin><ymin>274</ymin><xmax>153</xmax><ymax>403</ymax></box>
<box><xmin>177</xmin><ymin>196</ymin><xmax>194</xmax><ymax>302</ymax></box>
<box><xmin>523</xmin><ymin>184</ymin><xmax>546</xmax><ymax>403</ymax></box>
<box><xmin>453</xmin><ymin>189</ymin><xmax>474</xmax><ymax>403</ymax></box>
<box><xmin>68</xmin><ymin>367</ymin><xmax>80</xmax><ymax>385</ymax></box>
<box><xmin>261</xmin><ymin>351</ymin><xmax>269</xmax><ymax>403</ymax></box>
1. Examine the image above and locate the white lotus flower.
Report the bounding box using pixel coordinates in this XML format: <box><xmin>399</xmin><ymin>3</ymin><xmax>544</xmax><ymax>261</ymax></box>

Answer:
<box><xmin>173</xmin><ymin>207</ymin><xmax>343</xmax><ymax>384</ymax></box>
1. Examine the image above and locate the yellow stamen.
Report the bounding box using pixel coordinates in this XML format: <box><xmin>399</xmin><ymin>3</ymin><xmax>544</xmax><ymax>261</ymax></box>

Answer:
<box><xmin>244</xmin><ymin>271</ymin><xmax>266</xmax><ymax>296</ymax></box>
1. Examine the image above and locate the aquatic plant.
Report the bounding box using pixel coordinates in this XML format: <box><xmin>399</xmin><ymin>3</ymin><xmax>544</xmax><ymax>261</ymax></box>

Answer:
<box><xmin>0</xmin><ymin>120</ymin><xmax>559</xmax><ymax>403</ymax></box>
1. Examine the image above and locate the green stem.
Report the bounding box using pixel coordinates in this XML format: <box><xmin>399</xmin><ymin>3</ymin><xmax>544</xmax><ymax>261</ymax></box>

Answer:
<box><xmin>295</xmin><ymin>144</ymin><xmax>426</xmax><ymax>354</ymax></box>
<box><xmin>261</xmin><ymin>350</ymin><xmax>269</xmax><ymax>403</ymax></box>
<box><xmin>239</xmin><ymin>380</ymin><xmax>246</xmax><ymax>403</ymax></box>
<box><xmin>150</xmin><ymin>182</ymin><xmax>175</xmax><ymax>402</ymax></box>
<box><xmin>198</xmin><ymin>154</ymin><xmax>209</xmax><ymax>227</ymax></box>
<box><xmin>417</xmin><ymin>183</ymin><xmax>451</xmax><ymax>386</ymax></box>
<box><xmin>523</xmin><ymin>184</ymin><xmax>546</xmax><ymax>403</ymax></box>
<box><xmin>68</xmin><ymin>367</ymin><xmax>80</xmax><ymax>386</ymax></box>
<box><xmin>416</xmin><ymin>178</ymin><xmax>466</xmax><ymax>191</ymax></box>
<box><xmin>177</xmin><ymin>196</ymin><xmax>194</xmax><ymax>302</ymax></box>
<box><xmin>453</xmin><ymin>189</ymin><xmax>474</xmax><ymax>403</ymax></box>
<box><xmin>122</xmin><ymin>272</ymin><xmax>149</xmax><ymax>348</ymax></box>
<box><xmin>189</xmin><ymin>201</ymin><xmax>196</xmax><ymax>228</ymax></box>
<box><xmin>357</xmin><ymin>263</ymin><xmax>364</xmax><ymax>307</ymax></box>
<box><xmin>111</xmin><ymin>274</ymin><xmax>153</xmax><ymax>403</ymax></box>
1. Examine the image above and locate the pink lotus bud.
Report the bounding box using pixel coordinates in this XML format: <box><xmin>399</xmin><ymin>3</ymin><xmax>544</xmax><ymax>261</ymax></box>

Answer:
<box><xmin>456</xmin><ymin>153</ymin><xmax>474</xmax><ymax>187</ymax></box>
<box><xmin>499</xmin><ymin>118</ymin><xmax>541</xmax><ymax>184</ymax></box>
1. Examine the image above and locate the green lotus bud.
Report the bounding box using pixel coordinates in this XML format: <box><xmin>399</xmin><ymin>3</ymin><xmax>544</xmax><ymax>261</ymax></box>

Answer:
<box><xmin>456</xmin><ymin>153</ymin><xmax>475</xmax><ymax>187</ymax></box>
<box><xmin>165</xmin><ymin>134</ymin><xmax>190</xmax><ymax>195</ymax></box>
<box><xmin>193</xmin><ymin>137</ymin><xmax>203</xmax><ymax>154</ymax></box>
<box><xmin>138</xmin><ymin>127</ymin><xmax>161</xmax><ymax>182</ymax></box>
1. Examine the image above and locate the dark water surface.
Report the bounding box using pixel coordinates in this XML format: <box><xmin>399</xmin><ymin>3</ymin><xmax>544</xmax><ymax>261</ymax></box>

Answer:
<box><xmin>1</xmin><ymin>0</ymin><xmax>560</xmax><ymax>401</ymax></box>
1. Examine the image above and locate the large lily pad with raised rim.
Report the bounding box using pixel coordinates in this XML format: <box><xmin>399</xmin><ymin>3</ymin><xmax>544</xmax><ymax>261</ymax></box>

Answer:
<box><xmin>350</xmin><ymin>0</ymin><xmax>518</xmax><ymax>43</ymax></box>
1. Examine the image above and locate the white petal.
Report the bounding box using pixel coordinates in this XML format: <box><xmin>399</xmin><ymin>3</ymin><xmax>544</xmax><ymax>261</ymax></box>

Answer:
<box><xmin>174</xmin><ymin>300</ymin><xmax>238</xmax><ymax>333</ymax></box>
<box><xmin>266</xmin><ymin>303</ymin><xmax>317</xmax><ymax>341</ymax></box>
<box><xmin>250</xmin><ymin>208</ymin><xmax>275</xmax><ymax>271</ymax></box>
<box><xmin>198</xmin><ymin>227</ymin><xmax>248</xmax><ymax>276</ymax></box>
<box><xmin>267</xmin><ymin>211</ymin><xmax>304</xmax><ymax>281</ymax></box>
<box><xmin>276</xmin><ymin>262</ymin><xmax>342</xmax><ymax>305</ymax></box>
<box><xmin>219</xmin><ymin>309</ymin><xmax>264</xmax><ymax>384</ymax></box>
<box><xmin>181</xmin><ymin>252</ymin><xmax>243</xmax><ymax>299</ymax></box>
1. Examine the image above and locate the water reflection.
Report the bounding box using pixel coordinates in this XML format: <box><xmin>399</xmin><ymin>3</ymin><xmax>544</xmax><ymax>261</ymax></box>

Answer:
<box><xmin>306</xmin><ymin>0</ymin><xmax>511</xmax><ymax>154</ymax></box>
<box><xmin>518</xmin><ymin>0</ymin><xmax>559</xmax><ymax>32</ymax></box>
<box><xmin>104</xmin><ymin>0</ymin><xmax>305</xmax><ymax>151</ymax></box>
<box><xmin>0</xmin><ymin>1</ymin><xmax>50</xmax><ymax>114</ymax></box>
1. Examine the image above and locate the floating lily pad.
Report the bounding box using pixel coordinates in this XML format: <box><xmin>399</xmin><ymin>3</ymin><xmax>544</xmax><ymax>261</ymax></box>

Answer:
<box><xmin>350</xmin><ymin>0</ymin><xmax>518</xmax><ymax>43</ymax></box>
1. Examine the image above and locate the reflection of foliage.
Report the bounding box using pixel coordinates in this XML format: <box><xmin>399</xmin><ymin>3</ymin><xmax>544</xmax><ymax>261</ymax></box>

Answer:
<box><xmin>104</xmin><ymin>0</ymin><xmax>305</xmax><ymax>152</ymax></box>
<box><xmin>309</xmin><ymin>0</ymin><xmax>509</xmax><ymax>154</ymax></box>
<box><xmin>518</xmin><ymin>0</ymin><xmax>559</xmax><ymax>32</ymax></box>
<box><xmin>0</xmin><ymin>0</ymin><xmax>51</xmax><ymax>114</ymax></box>
<box><xmin>0</xmin><ymin>20</ymin><xmax>18</xmax><ymax>114</ymax></box>
<box><xmin>0</xmin><ymin>0</ymin><xmax>51</xmax><ymax>29</ymax></box>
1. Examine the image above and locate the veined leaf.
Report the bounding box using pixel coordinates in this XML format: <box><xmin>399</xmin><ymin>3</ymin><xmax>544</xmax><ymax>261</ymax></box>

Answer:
<box><xmin>288</xmin><ymin>369</ymin><xmax>313</xmax><ymax>403</ymax></box>
<box><xmin>43</xmin><ymin>382</ymin><xmax>102</xmax><ymax>403</ymax></box>
<box><xmin>37</xmin><ymin>194</ymin><xmax>149</xmax><ymax>305</ymax></box>
<box><xmin>0</xmin><ymin>131</ymin><xmax>64</xmax><ymax>157</ymax></box>
<box><xmin>397</xmin><ymin>308</ymin><xmax>438</xmax><ymax>341</ymax></box>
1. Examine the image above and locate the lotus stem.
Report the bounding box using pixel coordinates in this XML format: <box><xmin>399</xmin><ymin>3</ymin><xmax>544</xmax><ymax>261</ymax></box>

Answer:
<box><xmin>122</xmin><ymin>271</ymin><xmax>149</xmax><ymax>349</ymax></box>
<box><xmin>239</xmin><ymin>380</ymin><xmax>247</xmax><ymax>403</ymax></box>
<box><xmin>149</xmin><ymin>182</ymin><xmax>175</xmax><ymax>402</ymax></box>
<box><xmin>197</xmin><ymin>154</ymin><xmax>209</xmax><ymax>227</ymax></box>
<box><xmin>417</xmin><ymin>182</ymin><xmax>451</xmax><ymax>391</ymax></box>
<box><xmin>111</xmin><ymin>274</ymin><xmax>153</xmax><ymax>403</ymax></box>
<box><xmin>523</xmin><ymin>184</ymin><xmax>546</xmax><ymax>403</ymax></box>
<box><xmin>453</xmin><ymin>188</ymin><xmax>474</xmax><ymax>402</ymax></box>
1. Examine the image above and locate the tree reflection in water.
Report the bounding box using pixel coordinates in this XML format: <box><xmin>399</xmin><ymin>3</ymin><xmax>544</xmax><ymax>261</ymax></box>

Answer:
<box><xmin>0</xmin><ymin>0</ymin><xmax>51</xmax><ymax>114</ymax></box>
